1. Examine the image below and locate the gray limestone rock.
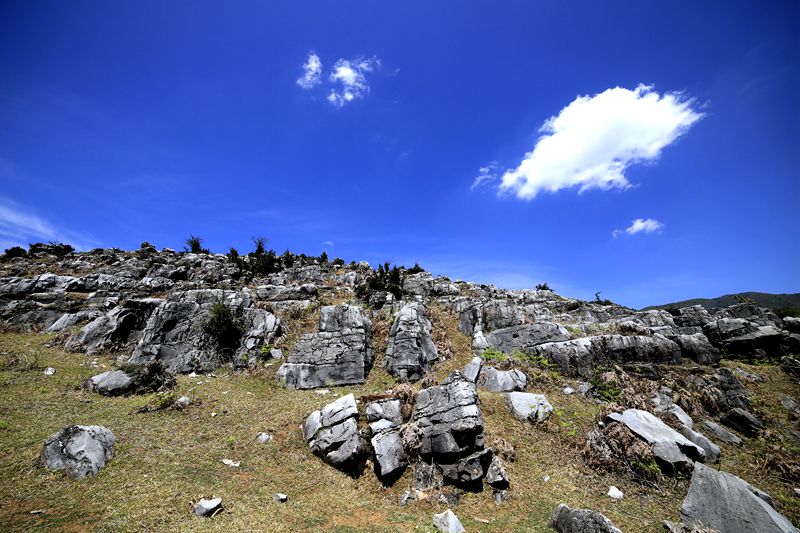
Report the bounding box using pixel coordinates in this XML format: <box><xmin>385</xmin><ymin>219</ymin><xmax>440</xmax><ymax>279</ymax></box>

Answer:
<box><xmin>482</xmin><ymin>322</ymin><xmax>571</xmax><ymax>354</ymax></box>
<box><xmin>681</xmin><ymin>463</ymin><xmax>798</xmax><ymax>533</ymax></box>
<box><xmin>677</xmin><ymin>425</ymin><xmax>721</xmax><ymax>463</ymax></box>
<box><xmin>703</xmin><ymin>420</ymin><xmax>743</xmax><ymax>445</ymax></box>
<box><xmin>194</xmin><ymin>497</ymin><xmax>222</xmax><ymax>517</ymax></box>
<box><xmin>433</xmin><ymin>509</ymin><xmax>465</xmax><ymax>533</ymax></box>
<box><xmin>477</xmin><ymin>367</ymin><xmax>527</xmax><ymax>392</ymax></box>
<box><xmin>65</xmin><ymin>298</ymin><xmax>162</xmax><ymax>354</ymax></box>
<box><xmin>366</xmin><ymin>398</ymin><xmax>408</xmax><ymax>482</ymax></box>
<box><xmin>86</xmin><ymin>370</ymin><xmax>134</xmax><ymax>396</ymax></box>
<box><xmin>548</xmin><ymin>504</ymin><xmax>622</xmax><ymax>533</ymax></box>
<box><xmin>505</xmin><ymin>392</ymin><xmax>553</xmax><ymax>423</ymax></box>
<box><xmin>673</xmin><ymin>333</ymin><xmax>720</xmax><ymax>364</ymax></box>
<box><xmin>462</xmin><ymin>356</ymin><xmax>483</xmax><ymax>382</ymax></box>
<box><xmin>384</xmin><ymin>302</ymin><xmax>438</xmax><ymax>382</ymax></box>
<box><xmin>278</xmin><ymin>304</ymin><xmax>372</xmax><ymax>389</ymax></box>
<box><xmin>41</xmin><ymin>425</ymin><xmax>115</xmax><ymax>478</ymax></box>
<box><xmin>720</xmin><ymin>407</ymin><xmax>765</xmax><ymax>437</ymax></box>
<box><xmin>303</xmin><ymin>394</ymin><xmax>365</xmax><ymax>473</ymax></box>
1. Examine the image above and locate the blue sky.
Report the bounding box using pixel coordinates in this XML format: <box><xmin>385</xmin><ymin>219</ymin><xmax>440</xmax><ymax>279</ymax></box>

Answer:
<box><xmin>1</xmin><ymin>1</ymin><xmax>798</xmax><ymax>308</ymax></box>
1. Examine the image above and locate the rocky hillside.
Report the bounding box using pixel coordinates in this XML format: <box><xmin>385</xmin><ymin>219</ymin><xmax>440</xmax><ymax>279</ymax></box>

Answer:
<box><xmin>1</xmin><ymin>243</ymin><xmax>799</xmax><ymax>532</ymax></box>
<box><xmin>644</xmin><ymin>292</ymin><xmax>800</xmax><ymax>317</ymax></box>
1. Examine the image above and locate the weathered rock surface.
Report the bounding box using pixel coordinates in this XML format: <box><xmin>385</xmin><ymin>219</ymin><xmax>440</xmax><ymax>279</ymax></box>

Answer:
<box><xmin>128</xmin><ymin>290</ymin><xmax>280</xmax><ymax>373</ymax></box>
<box><xmin>366</xmin><ymin>398</ymin><xmax>408</xmax><ymax>482</ymax></box>
<box><xmin>41</xmin><ymin>425</ymin><xmax>115</xmax><ymax>478</ymax></box>
<box><xmin>194</xmin><ymin>497</ymin><xmax>223</xmax><ymax>517</ymax></box>
<box><xmin>720</xmin><ymin>407</ymin><xmax>765</xmax><ymax>437</ymax></box>
<box><xmin>703</xmin><ymin>420</ymin><xmax>743</xmax><ymax>445</ymax></box>
<box><xmin>87</xmin><ymin>370</ymin><xmax>134</xmax><ymax>396</ymax></box>
<box><xmin>680</xmin><ymin>463</ymin><xmax>798</xmax><ymax>533</ymax></box>
<box><xmin>548</xmin><ymin>504</ymin><xmax>622</xmax><ymax>533</ymax></box>
<box><xmin>384</xmin><ymin>302</ymin><xmax>438</xmax><ymax>382</ymax></box>
<box><xmin>278</xmin><ymin>304</ymin><xmax>372</xmax><ymax>389</ymax></box>
<box><xmin>672</xmin><ymin>333</ymin><xmax>720</xmax><ymax>364</ymax></box>
<box><xmin>677</xmin><ymin>425</ymin><xmax>721</xmax><ymax>463</ymax></box>
<box><xmin>303</xmin><ymin>394</ymin><xmax>364</xmax><ymax>473</ymax></box>
<box><xmin>481</xmin><ymin>322</ymin><xmax>571</xmax><ymax>354</ymax></box>
<box><xmin>505</xmin><ymin>392</ymin><xmax>553</xmax><ymax>423</ymax></box>
<box><xmin>65</xmin><ymin>298</ymin><xmax>162</xmax><ymax>354</ymax></box>
<box><xmin>432</xmin><ymin>509</ymin><xmax>465</xmax><ymax>533</ymax></box>
<box><xmin>477</xmin><ymin>367</ymin><xmax>527</xmax><ymax>392</ymax></box>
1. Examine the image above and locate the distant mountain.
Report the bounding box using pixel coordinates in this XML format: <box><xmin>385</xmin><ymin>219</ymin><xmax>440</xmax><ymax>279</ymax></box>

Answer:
<box><xmin>643</xmin><ymin>292</ymin><xmax>800</xmax><ymax>316</ymax></box>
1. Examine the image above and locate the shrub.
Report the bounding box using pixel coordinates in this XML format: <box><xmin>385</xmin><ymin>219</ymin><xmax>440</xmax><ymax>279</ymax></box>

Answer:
<box><xmin>594</xmin><ymin>291</ymin><xmax>615</xmax><ymax>306</ymax></box>
<box><xmin>227</xmin><ymin>247</ymin><xmax>239</xmax><ymax>261</ymax></box>
<box><xmin>407</xmin><ymin>262</ymin><xmax>425</xmax><ymax>274</ymax></box>
<box><xmin>28</xmin><ymin>242</ymin><xmax>74</xmax><ymax>258</ymax></box>
<box><xmin>185</xmin><ymin>235</ymin><xmax>209</xmax><ymax>254</ymax></box>
<box><xmin>320</xmin><ymin>251</ymin><xmax>328</xmax><ymax>263</ymax></box>
<box><xmin>202</xmin><ymin>300</ymin><xmax>243</xmax><ymax>356</ymax></box>
<box><xmin>481</xmin><ymin>348</ymin><xmax>507</xmax><ymax>361</ymax></box>
<box><xmin>535</xmin><ymin>282</ymin><xmax>551</xmax><ymax>291</ymax></box>
<box><xmin>252</xmin><ymin>237</ymin><xmax>267</xmax><ymax>256</ymax></box>
<box><xmin>2</xmin><ymin>246</ymin><xmax>27</xmax><ymax>259</ymax></box>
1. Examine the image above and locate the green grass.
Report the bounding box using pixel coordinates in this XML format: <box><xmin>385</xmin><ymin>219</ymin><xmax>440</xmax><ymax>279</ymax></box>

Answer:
<box><xmin>2</xmin><ymin>328</ymin><xmax>797</xmax><ymax>531</ymax></box>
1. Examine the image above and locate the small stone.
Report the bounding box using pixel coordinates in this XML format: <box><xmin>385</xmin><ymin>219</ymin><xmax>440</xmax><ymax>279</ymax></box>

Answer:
<box><xmin>794</xmin><ymin>488</ymin><xmax>800</xmax><ymax>497</ymax></box>
<box><xmin>194</xmin><ymin>497</ymin><xmax>222</xmax><ymax>517</ymax></box>
<box><xmin>543</xmin><ymin>475</ymin><xmax>551</xmax><ymax>482</ymax></box>
<box><xmin>273</xmin><ymin>493</ymin><xmax>288</xmax><ymax>503</ymax></box>
<box><xmin>607</xmin><ymin>486</ymin><xmax>624</xmax><ymax>500</ymax></box>
<box><xmin>221</xmin><ymin>459</ymin><xmax>240</xmax><ymax>467</ymax></box>
<box><xmin>563</xmin><ymin>386</ymin><xmax>575</xmax><ymax>395</ymax></box>
<box><xmin>173</xmin><ymin>396</ymin><xmax>191</xmax><ymax>410</ymax></box>
<box><xmin>315</xmin><ymin>389</ymin><xmax>330</xmax><ymax>396</ymax></box>
<box><xmin>211</xmin><ymin>412</ymin><xmax>217</xmax><ymax>417</ymax></box>
<box><xmin>257</xmin><ymin>432</ymin><xmax>273</xmax><ymax>444</ymax></box>
<box><xmin>188</xmin><ymin>372</ymin><xmax>197</xmax><ymax>377</ymax></box>
<box><xmin>44</xmin><ymin>367</ymin><xmax>56</xmax><ymax>376</ymax></box>
<box><xmin>399</xmin><ymin>490</ymin><xmax>414</xmax><ymax>506</ymax></box>
<box><xmin>433</xmin><ymin>508</ymin><xmax>465</xmax><ymax>533</ymax></box>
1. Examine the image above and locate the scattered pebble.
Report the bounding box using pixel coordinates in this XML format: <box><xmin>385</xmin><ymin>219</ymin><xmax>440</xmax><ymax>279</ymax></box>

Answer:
<box><xmin>273</xmin><ymin>493</ymin><xmax>288</xmax><ymax>503</ymax></box>
<box><xmin>29</xmin><ymin>509</ymin><xmax>45</xmax><ymax>515</ymax></box>
<box><xmin>43</xmin><ymin>367</ymin><xmax>56</xmax><ymax>376</ymax></box>
<box><xmin>194</xmin><ymin>497</ymin><xmax>222</xmax><ymax>517</ymax></box>
<box><xmin>221</xmin><ymin>459</ymin><xmax>240</xmax><ymax>467</ymax></box>
<box><xmin>188</xmin><ymin>372</ymin><xmax>197</xmax><ymax>377</ymax></box>
<box><xmin>543</xmin><ymin>475</ymin><xmax>551</xmax><ymax>482</ymax></box>
<box><xmin>607</xmin><ymin>486</ymin><xmax>624</xmax><ymax>500</ymax></box>
<box><xmin>211</xmin><ymin>412</ymin><xmax>217</xmax><ymax>418</ymax></box>
<box><xmin>173</xmin><ymin>396</ymin><xmax>191</xmax><ymax>410</ymax></box>
<box><xmin>794</xmin><ymin>487</ymin><xmax>800</xmax><ymax>497</ymax></box>
<box><xmin>222</xmin><ymin>390</ymin><xmax>229</xmax><ymax>395</ymax></box>
<box><xmin>257</xmin><ymin>432</ymin><xmax>273</xmax><ymax>444</ymax></box>
<box><xmin>196</xmin><ymin>381</ymin><xmax>204</xmax><ymax>385</ymax></box>
<box><xmin>562</xmin><ymin>386</ymin><xmax>575</xmax><ymax>395</ymax></box>
<box><xmin>315</xmin><ymin>389</ymin><xmax>330</xmax><ymax>396</ymax></box>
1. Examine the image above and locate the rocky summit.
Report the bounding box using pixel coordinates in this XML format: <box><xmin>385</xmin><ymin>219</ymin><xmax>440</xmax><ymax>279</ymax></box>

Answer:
<box><xmin>1</xmin><ymin>245</ymin><xmax>799</xmax><ymax>531</ymax></box>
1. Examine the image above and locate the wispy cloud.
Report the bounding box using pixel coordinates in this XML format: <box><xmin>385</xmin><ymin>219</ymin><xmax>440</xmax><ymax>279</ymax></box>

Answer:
<box><xmin>496</xmin><ymin>85</ymin><xmax>703</xmax><ymax>200</ymax></box>
<box><xmin>321</xmin><ymin>240</ymin><xmax>334</xmax><ymax>248</ymax></box>
<box><xmin>327</xmin><ymin>56</ymin><xmax>380</xmax><ymax>107</ymax></box>
<box><xmin>0</xmin><ymin>196</ymin><xmax>96</xmax><ymax>250</ymax></box>
<box><xmin>613</xmin><ymin>218</ymin><xmax>664</xmax><ymax>237</ymax></box>
<box><xmin>471</xmin><ymin>162</ymin><xmax>500</xmax><ymax>190</ymax></box>
<box><xmin>296</xmin><ymin>52</ymin><xmax>323</xmax><ymax>90</ymax></box>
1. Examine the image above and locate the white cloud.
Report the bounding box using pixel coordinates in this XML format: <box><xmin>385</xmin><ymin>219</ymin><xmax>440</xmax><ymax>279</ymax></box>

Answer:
<box><xmin>327</xmin><ymin>56</ymin><xmax>380</xmax><ymax>107</ymax></box>
<box><xmin>498</xmin><ymin>85</ymin><xmax>703</xmax><ymax>200</ymax></box>
<box><xmin>321</xmin><ymin>240</ymin><xmax>334</xmax><ymax>247</ymax></box>
<box><xmin>296</xmin><ymin>52</ymin><xmax>323</xmax><ymax>90</ymax></box>
<box><xmin>0</xmin><ymin>196</ymin><xmax>96</xmax><ymax>250</ymax></box>
<box><xmin>471</xmin><ymin>162</ymin><xmax>500</xmax><ymax>190</ymax></box>
<box><xmin>613</xmin><ymin>218</ymin><xmax>664</xmax><ymax>237</ymax></box>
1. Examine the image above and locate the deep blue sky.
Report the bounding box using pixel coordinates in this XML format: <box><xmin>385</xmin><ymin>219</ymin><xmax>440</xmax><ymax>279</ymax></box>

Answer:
<box><xmin>1</xmin><ymin>1</ymin><xmax>798</xmax><ymax>308</ymax></box>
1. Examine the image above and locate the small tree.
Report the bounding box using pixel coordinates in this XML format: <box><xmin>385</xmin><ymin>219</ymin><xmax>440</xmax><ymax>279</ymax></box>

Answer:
<box><xmin>185</xmin><ymin>235</ymin><xmax>209</xmax><ymax>254</ymax></box>
<box><xmin>252</xmin><ymin>236</ymin><xmax>268</xmax><ymax>256</ymax></box>
<box><xmin>320</xmin><ymin>250</ymin><xmax>329</xmax><ymax>263</ymax></box>
<box><xmin>2</xmin><ymin>246</ymin><xmax>27</xmax><ymax>259</ymax></box>
<box><xmin>536</xmin><ymin>282</ymin><xmax>551</xmax><ymax>291</ymax></box>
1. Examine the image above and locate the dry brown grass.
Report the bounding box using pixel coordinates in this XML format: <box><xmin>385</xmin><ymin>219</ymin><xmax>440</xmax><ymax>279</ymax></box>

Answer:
<box><xmin>1</xmin><ymin>324</ymin><xmax>798</xmax><ymax>531</ymax></box>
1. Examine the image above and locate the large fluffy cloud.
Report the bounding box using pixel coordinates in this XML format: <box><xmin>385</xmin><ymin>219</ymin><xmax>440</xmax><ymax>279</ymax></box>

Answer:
<box><xmin>327</xmin><ymin>56</ymin><xmax>380</xmax><ymax>107</ymax></box>
<box><xmin>498</xmin><ymin>85</ymin><xmax>703</xmax><ymax>199</ymax></box>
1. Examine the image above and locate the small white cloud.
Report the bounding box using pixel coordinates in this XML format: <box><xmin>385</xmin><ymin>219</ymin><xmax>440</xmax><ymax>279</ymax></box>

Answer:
<box><xmin>321</xmin><ymin>241</ymin><xmax>334</xmax><ymax>247</ymax></box>
<box><xmin>498</xmin><ymin>85</ymin><xmax>703</xmax><ymax>200</ymax></box>
<box><xmin>327</xmin><ymin>56</ymin><xmax>380</xmax><ymax>107</ymax></box>
<box><xmin>613</xmin><ymin>218</ymin><xmax>664</xmax><ymax>237</ymax></box>
<box><xmin>296</xmin><ymin>52</ymin><xmax>323</xmax><ymax>90</ymax></box>
<box><xmin>471</xmin><ymin>162</ymin><xmax>500</xmax><ymax>191</ymax></box>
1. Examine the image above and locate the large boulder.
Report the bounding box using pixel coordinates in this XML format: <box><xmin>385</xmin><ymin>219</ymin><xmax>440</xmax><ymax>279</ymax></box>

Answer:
<box><xmin>365</xmin><ymin>398</ymin><xmax>408</xmax><ymax>482</ymax></box>
<box><xmin>672</xmin><ymin>333</ymin><xmax>720</xmax><ymax>364</ymax></box>
<box><xmin>41</xmin><ymin>425</ymin><xmax>115</xmax><ymax>478</ymax></box>
<box><xmin>303</xmin><ymin>394</ymin><xmax>365</xmax><ymax>473</ymax></box>
<box><xmin>86</xmin><ymin>370</ymin><xmax>133</xmax><ymax>396</ymax></box>
<box><xmin>277</xmin><ymin>304</ymin><xmax>372</xmax><ymax>389</ymax></box>
<box><xmin>607</xmin><ymin>409</ymin><xmax>705</xmax><ymax>474</ymax></box>
<box><xmin>129</xmin><ymin>290</ymin><xmax>280</xmax><ymax>373</ymax></box>
<box><xmin>720</xmin><ymin>407</ymin><xmax>765</xmax><ymax>437</ymax></box>
<box><xmin>383</xmin><ymin>302</ymin><xmax>438</xmax><ymax>382</ymax></box>
<box><xmin>548</xmin><ymin>504</ymin><xmax>622</xmax><ymax>533</ymax></box>
<box><xmin>680</xmin><ymin>463</ymin><xmax>798</xmax><ymax>533</ymax></box>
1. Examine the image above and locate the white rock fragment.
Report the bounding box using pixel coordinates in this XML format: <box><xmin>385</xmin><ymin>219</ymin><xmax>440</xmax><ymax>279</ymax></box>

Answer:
<box><xmin>273</xmin><ymin>493</ymin><xmax>288</xmax><ymax>502</ymax></box>
<box><xmin>43</xmin><ymin>367</ymin><xmax>56</xmax><ymax>376</ymax></box>
<box><xmin>433</xmin><ymin>508</ymin><xmax>465</xmax><ymax>533</ymax></box>
<box><xmin>194</xmin><ymin>497</ymin><xmax>222</xmax><ymax>517</ymax></box>
<box><xmin>563</xmin><ymin>386</ymin><xmax>575</xmax><ymax>395</ymax></box>
<box><xmin>607</xmin><ymin>486</ymin><xmax>624</xmax><ymax>500</ymax></box>
<box><xmin>222</xmin><ymin>459</ymin><xmax>240</xmax><ymax>467</ymax></box>
<box><xmin>257</xmin><ymin>432</ymin><xmax>273</xmax><ymax>444</ymax></box>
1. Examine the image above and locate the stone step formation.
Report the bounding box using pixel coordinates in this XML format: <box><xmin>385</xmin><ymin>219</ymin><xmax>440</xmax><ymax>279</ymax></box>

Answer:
<box><xmin>2</xmin><ymin>243</ymin><xmax>799</xmax><ymax>530</ymax></box>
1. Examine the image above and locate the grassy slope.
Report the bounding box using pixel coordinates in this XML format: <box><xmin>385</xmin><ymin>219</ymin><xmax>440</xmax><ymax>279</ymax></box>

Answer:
<box><xmin>0</xmin><ymin>311</ymin><xmax>797</xmax><ymax>531</ymax></box>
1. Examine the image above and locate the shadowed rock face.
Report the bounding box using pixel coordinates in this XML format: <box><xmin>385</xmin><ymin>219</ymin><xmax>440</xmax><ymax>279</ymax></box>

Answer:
<box><xmin>128</xmin><ymin>289</ymin><xmax>280</xmax><ymax>373</ymax></box>
<box><xmin>481</xmin><ymin>322</ymin><xmax>572</xmax><ymax>354</ymax></box>
<box><xmin>366</xmin><ymin>398</ymin><xmax>408</xmax><ymax>482</ymax></box>
<box><xmin>277</xmin><ymin>304</ymin><xmax>373</xmax><ymax>389</ymax></box>
<box><xmin>384</xmin><ymin>301</ymin><xmax>438</xmax><ymax>382</ymax></box>
<box><xmin>65</xmin><ymin>298</ymin><xmax>162</xmax><ymax>355</ymax></box>
<box><xmin>681</xmin><ymin>463</ymin><xmax>798</xmax><ymax>533</ymax></box>
<box><xmin>41</xmin><ymin>425</ymin><xmax>115</xmax><ymax>478</ymax></box>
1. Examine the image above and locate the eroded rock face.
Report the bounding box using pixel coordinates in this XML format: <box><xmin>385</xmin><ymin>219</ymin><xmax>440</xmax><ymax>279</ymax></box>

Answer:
<box><xmin>607</xmin><ymin>409</ymin><xmax>705</xmax><ymax>475</ymax></box>
<box><xmin>86</xmin><ymin>370</ymin><xmax>133</xmax><ymax>396</ymax></box>
<box><xmin>672</xmin><ymin>333</ymin><xmax>720</xmax><ymax>364</ymax></box>
<box><xmin>482</xmin><ymin>322</ymin><xmax>571</xmax><ymax>354</ymax></box>
<box><xmin>384</xmin><ymin>302</ymin><xmax>438</xmax><ymax>382</ymax></box>
<box><xmin>66</xmin><ymin>298</ymin><xmax>162</xmax><ymax>355</ymax></box>
<box><xmin>366</xmin><ymin>398</ymin><xmax>408</xmax><ymax>482</ymax></box>
<box><xmin>41</xmin><ymin>425</ymin><xmax>115</xmax><ymax>478</ymax></box>
<box><xmin>277</xmin><ymin>304</ymin><xmax>372</xmax><ymax>389</ymax></box>
<box><xmin>412</xmin><ymin>372</ymin><xmax>489</xmax><ymax>488</ymax></box>
<box><xmin>303</xmin><ymin>394</ymin><xmax>365</xmax><ymax>473</ymax></box>
<box><xmin>548</xmin><ymin>504</ymin><xmax>622</xmax><ymax>533</ymax></box>
<box><xmin>477</xmin><ymin>367</ymin><xmax>527</xmax><ymax>392</ymax></box>
<box><xmin>680</xmin><ymin>463</ymin><xmax>798</xmax><ymax>533</ymax></box>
